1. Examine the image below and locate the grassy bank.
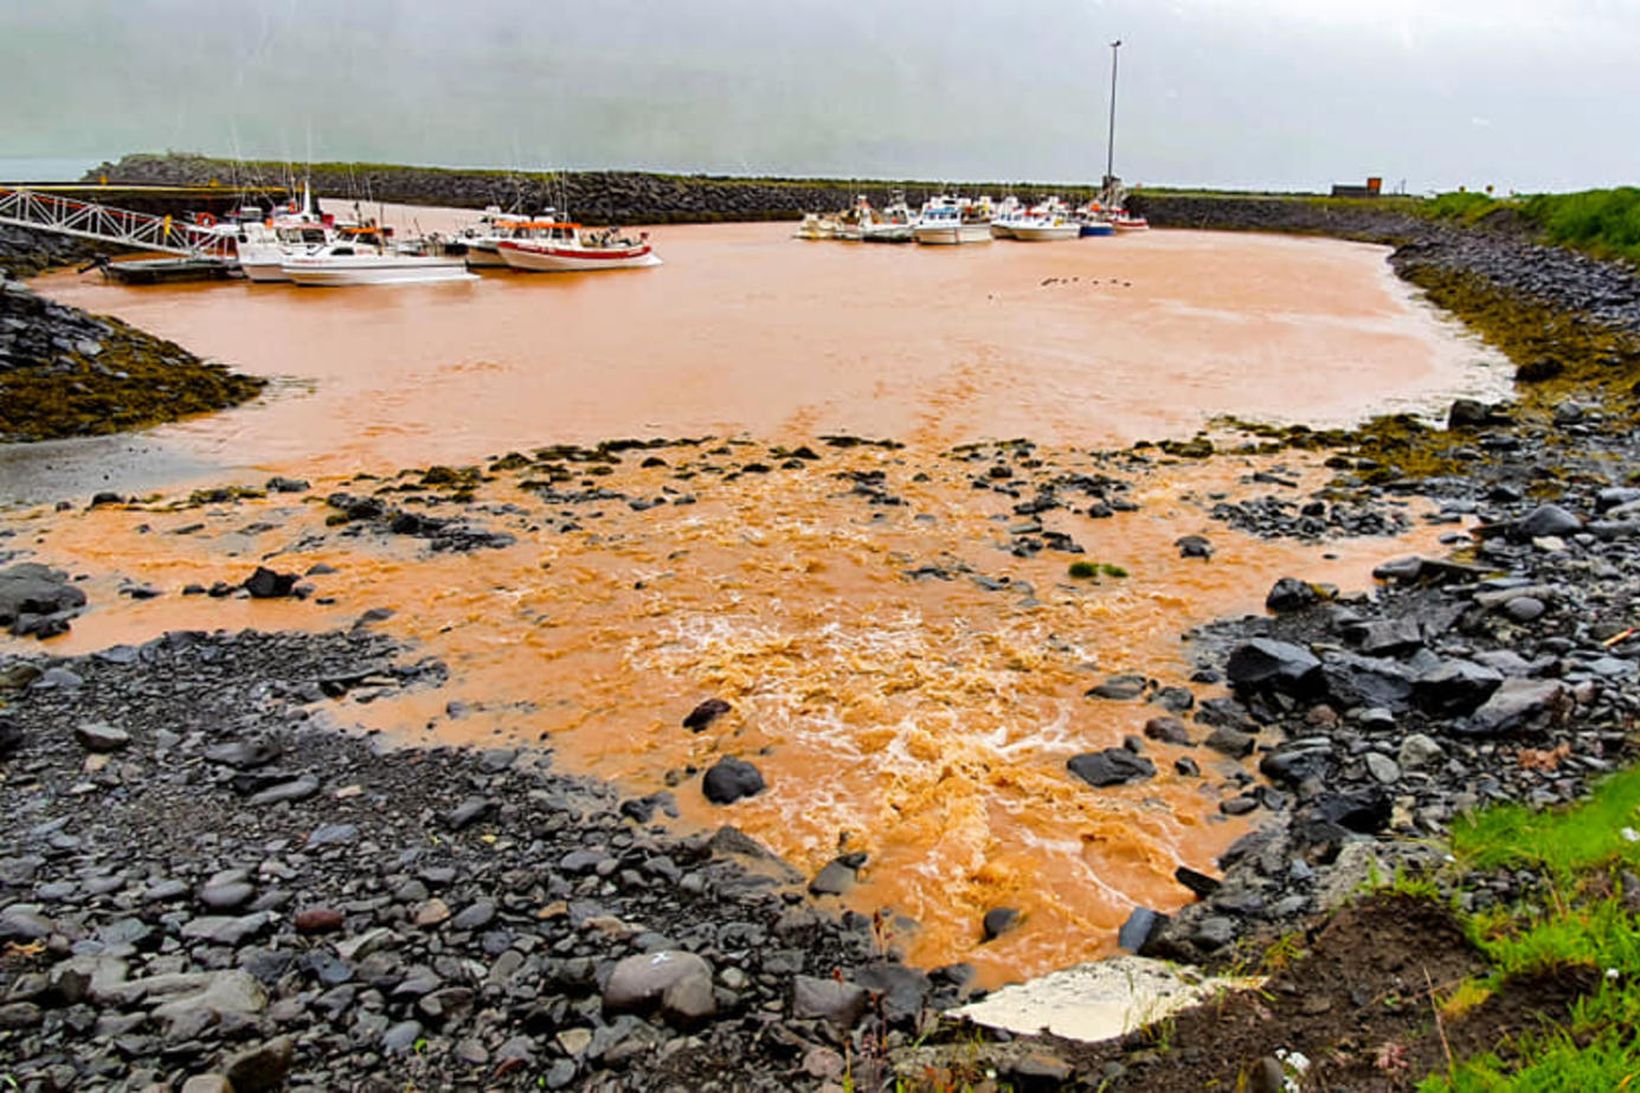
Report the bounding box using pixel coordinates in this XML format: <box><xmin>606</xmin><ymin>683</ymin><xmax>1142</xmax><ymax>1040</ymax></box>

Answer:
<box><xmin>1419</xmin><ymin>771</ymin><xmax>1640</xmax><ymax>1088</ymax></box>
<box><xmin>1425</xmin><ymin>188</ymin><xmax>1640</xmax><ymax>266</ymax></box>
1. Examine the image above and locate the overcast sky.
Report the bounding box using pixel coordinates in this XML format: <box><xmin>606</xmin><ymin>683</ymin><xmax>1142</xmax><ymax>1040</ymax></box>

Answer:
<box><xmin>2</xmin><ymin>0</ymin><xmax>1634</xmax><ymax>192</ymax></box>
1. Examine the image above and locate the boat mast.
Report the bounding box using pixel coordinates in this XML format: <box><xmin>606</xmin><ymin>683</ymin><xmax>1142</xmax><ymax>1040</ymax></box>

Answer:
<box><xmin>1104</xmin><ymin>39</ymin><xmax>1122</xmax><ymax>196</ymax></box>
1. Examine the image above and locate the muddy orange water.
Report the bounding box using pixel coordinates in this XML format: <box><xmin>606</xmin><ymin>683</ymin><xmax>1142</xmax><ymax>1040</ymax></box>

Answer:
<box><xmin>26</xmin><ymin>216</ymin><xmax>1507</xmax><ymax>478</ymax></box>
<box><xmin>8</xmin><ymin>221</ymin><xmax>1504</xmax><ymax>986</ymax></box>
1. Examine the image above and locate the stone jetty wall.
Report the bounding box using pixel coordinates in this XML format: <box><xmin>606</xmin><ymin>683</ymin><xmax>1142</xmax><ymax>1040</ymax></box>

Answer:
<box><xmin>87</xmin><ymin>153</ymin><xmax>1110</xmax><ymax>224</ymax></box>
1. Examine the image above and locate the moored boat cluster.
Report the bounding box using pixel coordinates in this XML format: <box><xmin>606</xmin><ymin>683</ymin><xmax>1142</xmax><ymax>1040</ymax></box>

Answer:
<box><xmin>195</xmin><ymin>188</ymin><xmax>662</xmax><ymax>288</ymax></box>
<box><xmin>795</xmin><ymin>185</ymin><xmax>1149</xmax><ymax>246</ymax></box>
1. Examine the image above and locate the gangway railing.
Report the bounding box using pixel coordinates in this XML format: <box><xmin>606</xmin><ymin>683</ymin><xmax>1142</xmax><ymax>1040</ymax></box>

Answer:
<box><xmin>0</xmin><ymin>186</ymin><xmax>236</xmax><ymax>258</ymax></box>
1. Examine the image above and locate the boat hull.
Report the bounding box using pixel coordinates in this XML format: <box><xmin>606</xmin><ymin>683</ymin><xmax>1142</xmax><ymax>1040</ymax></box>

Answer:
<box><xmin>988</xmin><ymin>222</ymin><xmax>1015</xmax><ymax>239</ymax></box>
<box><xmin>1079</xmin><ymin>222</ymin><xmax>1116</xmax><ymax>237</ymax></box>
<box><xmin>1006</xmin><ymin>224</ymin><xmax>1081</xmax><ymax>242</ymax></box>
<box><xmin>861</xmin><ymin>225</ymin><xmax>914</xmax><ymax>243</ymax></box>
<box><xmin>236</xmin><ymin>242</ymin><xmax>293</xmax><ymax>282</ymax></box>
<box><xmin>913</xmin><ymin>223</ymin><xmax>992</xmax><ymax>245</ymax></box>
<box><xmin>498</xmin><ymin>243</ymin><xmax>662</xmax><ymax>272</ymax></box>
<box><xmin>103</xmin><ymin>258</ymin><xmax>235</xmax><ymax>285</ymax></box>
<box><xmin>240</xmin><ymin>259</ymin><xmax>291</xmax><ymax>283</ymax></box>
<box><xmin>283</xmin><ymin>257</ymin><xmax>477</xmax><ymax>286</ymax></box>
<box><xmin>463</xmin><ymin>241</ymin><xmax>511</xmax><ymax>268</ymax></box>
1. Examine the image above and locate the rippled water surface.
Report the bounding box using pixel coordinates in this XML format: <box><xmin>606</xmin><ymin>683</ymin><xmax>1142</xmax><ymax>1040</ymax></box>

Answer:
<box><xmin>28</xmin><ymin>215</ymin><xmax>1508</xmax><ymax>483</ymax></box>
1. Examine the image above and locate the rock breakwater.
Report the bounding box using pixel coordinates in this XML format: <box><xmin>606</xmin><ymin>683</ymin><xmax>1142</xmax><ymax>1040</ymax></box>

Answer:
<box><xmin>88</xmin><ymin>153</ymin><xmax>1107</xmax><ymax>225</ymax></box>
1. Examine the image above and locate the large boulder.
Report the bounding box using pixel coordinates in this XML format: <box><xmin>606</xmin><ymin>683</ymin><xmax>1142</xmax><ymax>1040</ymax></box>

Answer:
<box><xmin>1513</xmin><ymin>504</ymin><xmax>1582</xmax><ymax>541</ymax></box>
<box><xmin>1264</xmin><ymin>577</ymin><xmax>1320</xmax><ymax>614</ymax></box>
<box><xmin>1414</xmin><ymin>658</ymin><xmax>1504</xmax><ymax>716</ymax></box>
<box><xmin>791</xmin><ymin>975</ymin><xmax>869</xmax><ymax>1027</ymax></box>
<box><xmin>602</xmin><ymin>950</ymin><xmax>716</xmax><ymax>1024</ymax></box>
<box><xmin>1067</xmin><ymin>748</ymin><xmax>1156</xmax><ymax>788</ymax></box>
<box><xmin>0</xmin><ymin>563</ymin><xmax>87</xmax><ymax>633</ymax></box>
<box><xmin>1225</xmin><ymin>639</ymin><xmax>1320</xmax><ymax>692</ymax></box>
<box><xmin>701</xmin><ymin>756</ymin><xmax>766</xmax><ymax>805</ymax></box>
<box><xmin>1458</xmin><ymin>679</ymin><xmax>1572</xmax><ymax>737</ymax></box>
<box><xmin>1318</xmin><ymin>652</ymin><xmax>1415</xmax><ymax>712</ymax></box>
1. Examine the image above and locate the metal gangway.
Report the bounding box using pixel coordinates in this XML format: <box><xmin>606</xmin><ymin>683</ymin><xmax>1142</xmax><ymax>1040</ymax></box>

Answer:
<box><xmin>0</xmin><ymin>186</ymin><xmax>235</xmax><ymax>258</ymax></box>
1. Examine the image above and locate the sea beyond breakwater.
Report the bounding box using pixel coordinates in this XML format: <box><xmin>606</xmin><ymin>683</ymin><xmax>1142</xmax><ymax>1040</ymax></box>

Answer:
<box><xmin>6</xmin><ymin>167</ymin><xmax>1640</xmax><ymax>1089</ymax></box>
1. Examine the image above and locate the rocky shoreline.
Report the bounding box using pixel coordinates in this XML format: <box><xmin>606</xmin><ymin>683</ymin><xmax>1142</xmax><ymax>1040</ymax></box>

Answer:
<box><xmin>0</xmin><ymin>627</ymin><xmax>971</xmax><ymax>1091</ymax></box>
<box><xmin>0</xmin><ymin>237</ymin><xmax>265</xmax><ymax>444</ymax></box>
<box><xmin>4</xmin><ymin>180</ymin><xmax>1640</xmax><ymax>1087</ymax></box>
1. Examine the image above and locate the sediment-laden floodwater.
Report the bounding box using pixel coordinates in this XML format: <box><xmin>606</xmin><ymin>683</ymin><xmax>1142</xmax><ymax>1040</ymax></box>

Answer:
<box><xmin>5</xmin><ymin>221</ymin><xmax>1509</xmax><ymax>985</ymax></box>
<box><xmin>21</xmin><ymin>216</ymin><xmax>1508</xmax><ymax>487</ymax></box>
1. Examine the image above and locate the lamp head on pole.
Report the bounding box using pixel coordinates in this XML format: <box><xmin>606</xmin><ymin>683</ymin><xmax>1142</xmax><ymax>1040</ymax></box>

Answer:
<box><xmin>1111</xmin><ymin>39</ymin><xmax>1122</xmax><ymax>49</ymax></box>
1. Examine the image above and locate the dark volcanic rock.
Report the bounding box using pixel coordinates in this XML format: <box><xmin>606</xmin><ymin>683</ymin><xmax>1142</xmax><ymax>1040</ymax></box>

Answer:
<box><xmin>1318</xmin><ymin>652</ymin><xmax>1416</xmax><ymax>712</ymax></box>
<box><xmin>243</xmin><ymin>567</ymin><xmax>298</xmax><ymax>599</ymax></box>
<box><xmin>1265</xmin><ymin>577</ymin><xmax>1320</xmax><ymax>613</ymax></box>
<box><xmin>1225</xmin><ymin>639</ymin><xmax>1321</xmax><ymax>692</ymax></box>
<box><xmin>982</xmin><ymin>907</ymin><xmax>1021</xmax><ymax>941</ymax></box>
<box><xmin>0</xmin><ymin>563</ymin><xmax>87</xmax><ymax>635</ymax></box>
<box><xmin>702</xmin><ymin>756</ymin><xmax>767</xmax><ymax>804</ymax></box>
<box><xmin>683</xmin><ymin>697</ymin><xmax>732</xmax><ymax>731</ymax></box>
<box><xmin>1067</xmin><ymin>748</ymin><xmax>1156</xmax><ymax>788</ymax></box>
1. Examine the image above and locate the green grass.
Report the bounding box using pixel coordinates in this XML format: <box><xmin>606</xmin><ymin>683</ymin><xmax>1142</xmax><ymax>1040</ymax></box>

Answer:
<box><xmin>1415</xmin><ymin>769</ymin><xmax>1640</xmax><ymax>1089</ymax></box>
<box><xmin>1523</xmin><ymin>188</ymin><xmax>1640</xmax><ymax>266</ymax></box>
<box><xmin>1421</xmin><ymin>187</ymin><xmax>1640</xmax><ymax>266</ymax></box>
<box><xmin>1450</xmin><ymin>767</ymin><xmax>1640</xmax><ymax>884</ymax></box>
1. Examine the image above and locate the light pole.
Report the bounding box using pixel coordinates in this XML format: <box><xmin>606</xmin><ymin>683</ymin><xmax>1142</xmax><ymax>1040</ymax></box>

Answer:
<box><xmin>1104</xmin><ymin>39</ymin><xmax>1122</xmax><ymax>192</ymax></box>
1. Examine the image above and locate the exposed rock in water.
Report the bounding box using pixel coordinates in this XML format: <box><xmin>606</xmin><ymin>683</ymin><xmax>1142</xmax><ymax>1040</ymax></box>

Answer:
<box><xmin>701</xmin><ymin>755</ymin><xmax>767</xmax><ymax>804</ymax></box>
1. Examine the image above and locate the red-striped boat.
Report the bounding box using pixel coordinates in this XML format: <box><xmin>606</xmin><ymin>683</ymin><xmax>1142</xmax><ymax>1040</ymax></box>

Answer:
<box><xmin>496</xmin><ymin>222</ymin><xmax>661</xmax><ymax>272</ymax></box>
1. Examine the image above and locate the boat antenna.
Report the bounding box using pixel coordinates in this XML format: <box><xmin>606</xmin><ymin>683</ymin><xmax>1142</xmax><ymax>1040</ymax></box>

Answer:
<box><xmin>1104</xmin><ymin>40</ymin><xmax>1122</xmax><ymax>196</ymax></box>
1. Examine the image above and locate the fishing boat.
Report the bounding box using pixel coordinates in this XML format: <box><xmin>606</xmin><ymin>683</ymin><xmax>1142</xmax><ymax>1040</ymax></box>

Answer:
<box><xmin>997</xmin><ymin>198</ymin><xmax>1080</xmax><ymax>242</ymax></box>
<box><xmin>987</xmin><ymin>196</ymin><xmax>1024</xmax><ymax>238</ymax></box>
<box><xmin>496</xmin><ymin>222</ymin><xmax>661</xmax><ymax>272</ymax></box>
<box><xmin>1110</xmin><ymin>210</ymin><xmax>1150</xmax><ymax>231</ymax></box>
<box><xmin>862</xmin><ymin>190</ymin><xmax>915</xmax><ymax>243</ymax></box>
<box><xmin>230</xmin><ymin>184</ymin><xmax>341</xmax><ymax>282</ymax></box>
<box><xmin>282</xmin><ymin>226</ymin><xmax>475</xmax><ymax>286</ymax></box>
<box><xmin>237</xmin><ymin>220</ymin><xmax>335</xmax><ymax>283</ymax></box>
<box><xmin>1075</xmin><ymin>201</ymin><xmax>1116</xmax><ymax>237</ymax></box>
<box><xmin>793</xmin><ymin>212</ymin><xmax>839</xmax><ymax>240</ymax></box>
<box><xmin>455</xmin><ymin>205</ymin><xmax>541</xmax><ymax>267</ymax></box>
<box><xmin>912</xmin><ymin>195</ymin><xmax>993</xmax><ymax>245</ymax></box>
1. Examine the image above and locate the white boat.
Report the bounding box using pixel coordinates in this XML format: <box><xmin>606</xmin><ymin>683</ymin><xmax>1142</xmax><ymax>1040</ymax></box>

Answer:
<box><xmin>226</xmin><ymin>184</ymin><xmax>339</xmax><ymax>283</ymax></box>
<box><xmin>997</xmin><ymin>198</ymin><xmax>1080</xmax><ymax>242</ymax></box>
<box><xmin>282</xmin><ymin>227</ymin><xmax>476</xmax><ymax>286</ymax></box>
<box><xmin>988</xmin><ymin>196</ymin><xmax>1024</xmax><ymax>238</ymax></box>
<box><xmin>862</xmin><ymin>190</ymin><xmax>915</xmax><ymax>243</ymax></box>
<box><xmin>237</xmin><ymin>221</ymin><xmax>334</xmax><ymax>282</ymax></box>
<box><xmin>1110</xmin><ymin>210</ymin><xmax>1150</xmax><ymax>231</ymax></box>
<box><xmin>912</xmin><ymin>195</ymin><xmax>993</xmax><ymax>245</ymax></box>
<box><xmin>496</xmin><ymin>221</ymin><xmax>661</xmax><ymax>272</ymax></box>
<box><xmin>456</xmin><ymin>205</ymin><xmax>540</xmax><ymax>267</ymax></box>
<box><xmin>793</xmin><ymin>212</ymin><xmax>839</xmax><ymax>240</ymax></box>
<box><xmin>1006</xmin><ymin>217</ymin><xmax>1081</xmax><ymax>242</ymax></box>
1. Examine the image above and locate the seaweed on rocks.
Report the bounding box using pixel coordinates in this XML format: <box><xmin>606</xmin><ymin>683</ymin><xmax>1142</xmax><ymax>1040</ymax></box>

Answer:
<box><xmin>0</xmin><ymin>276</ymin><xmax>264</xmax><ymax>443</ymax></box>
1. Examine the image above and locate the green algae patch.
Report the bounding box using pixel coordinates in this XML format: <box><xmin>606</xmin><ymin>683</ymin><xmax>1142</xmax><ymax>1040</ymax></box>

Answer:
<box><xmin>1400</xmin><ymin>264</ymin><xmax>1640</xmax><ymax>411</ymax></box>
<box><xmin>0</xmin><ymin>315</ymin><xmax>264</xmax><ymax>443</ymax></box>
